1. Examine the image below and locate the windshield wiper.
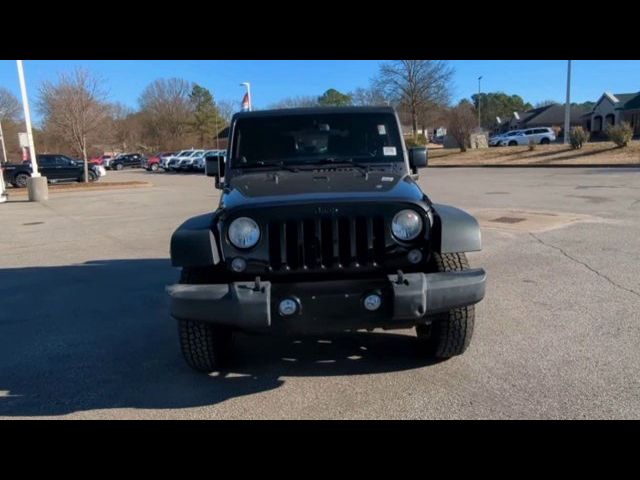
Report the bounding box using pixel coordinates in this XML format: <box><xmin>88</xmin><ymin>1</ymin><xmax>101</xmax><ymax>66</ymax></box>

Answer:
<box><xmin>312</xmin><ymin>157</ymin><xmax>372</xmax><ymax>177</ymax></box>
<box><xmin>239</xmin><ymin>160</ymin><xmax>300</xmax><ymax>172</ymax></box>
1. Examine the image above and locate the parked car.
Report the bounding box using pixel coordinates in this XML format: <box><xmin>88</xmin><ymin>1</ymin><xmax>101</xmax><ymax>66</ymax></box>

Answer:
<box><xmin>143</xmin><ymin>152</ymin><xmax>176</xmax><ymax>171</ymax></box>
<box><xmin>489</xmin><ymin>130</ymin><xmax>522</xmax><ymax>147</ymax></box>
<box><xmin>166</xmin><ymin>150</ymin><xmax>196</xmax><ymax>172</ymax></box>
<box><xmin>192</xmin><ymin>150</ymin><xmax>226</xmax><ymax>172</ymax></box>
<box><xmin>167</xmin><ymin>106</ymin><xmax>486</xmax><ymax>372</ymax></box>
<box><xmin>500</xmin><ymin>127</ymin><xmax>556</xmax><ymax>146</ymax></box>
<box><xmin>89</xmin><ymin>154</ymin><xmax>114</xmax><ymax>166</ymax></box>
<box><xmin>109</xmin><ymin>153</ymin><xmax>145</xmax><ymax>170</ymax></box>
<box><xmin>176</xmin><ymin>150</ymin><xmax>206</xmax><ymax>172</ymax></box>
<box><xmin>3</xmin><ymin>154</ymin><xmax>102</xmax><ymax>187</ymax></box>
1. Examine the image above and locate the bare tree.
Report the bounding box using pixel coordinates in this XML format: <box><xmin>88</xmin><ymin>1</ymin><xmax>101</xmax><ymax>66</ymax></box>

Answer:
<box><xmin>38</xmin><ymin>68</ymin><xmax>110</xmax><ymax>182</ymax></box>
<box><xmin>0</xmin><ymin>87</ymin><xmax>21</xmax><ymax>121</ymax></box>
<box><xmin>216</xmin><ymin>100</ymin><xmax>236</xmax><ymax>125</ymax></box>
<box><xmin>268</xmin><ymin>95</ymin><xmax>319</xmax><ymax>109</ymax></box>
<box><xmin>350</xmin><ymin>86</ymin><xmax>389</xmax><ymax>106</ymax></box>
<box><xmin>446</xmin><ymin>101</ymin><xmax>477</xmax><ymax>152</ymax></box>
<box><xmin>375</xmin><ymin>60</ymin><xmax>454</xmax><ymax>136</ymax></box>
<box><xmin>138</xmin><ymin>78</ymin><xmax>194</xmax><ymax>150</ymax></box>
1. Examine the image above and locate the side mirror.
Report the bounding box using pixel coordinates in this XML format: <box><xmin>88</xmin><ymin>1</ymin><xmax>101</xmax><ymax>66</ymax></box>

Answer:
<box><xmin>408</xmin><ymin>147</ymin><xmax>428</xmax><ymax>174</ymax></box>
<box><xmin>205</xmin><ymin>155</ymin><xmax>225</xmax><ymax>189</ymax></box>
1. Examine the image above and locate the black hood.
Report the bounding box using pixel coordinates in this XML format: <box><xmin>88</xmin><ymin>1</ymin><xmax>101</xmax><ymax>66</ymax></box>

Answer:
<box><xmin>221</xmin><ymin>167</ymin><xmax>425</xmax><ymax>210</ymax></box>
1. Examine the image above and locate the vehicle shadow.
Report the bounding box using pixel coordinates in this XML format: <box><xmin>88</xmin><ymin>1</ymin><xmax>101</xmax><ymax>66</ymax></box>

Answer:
<box><xmin>0</xmin><ymin>259</ymin><xmax>436</xmax><ymax>417</ymax></box>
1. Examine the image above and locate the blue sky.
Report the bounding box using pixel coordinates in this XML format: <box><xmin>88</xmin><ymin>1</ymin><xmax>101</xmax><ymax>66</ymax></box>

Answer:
<box><xmin>1</xmin><ymin>60</ymin><xmax>639</xmax><ymax>123</ymax></box>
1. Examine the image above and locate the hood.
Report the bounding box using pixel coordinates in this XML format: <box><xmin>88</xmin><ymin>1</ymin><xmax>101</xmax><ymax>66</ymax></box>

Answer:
<box><xmin>221</xmin><ymin>167</ymin><xmax>425</xmax><ymax>210</ymax></box>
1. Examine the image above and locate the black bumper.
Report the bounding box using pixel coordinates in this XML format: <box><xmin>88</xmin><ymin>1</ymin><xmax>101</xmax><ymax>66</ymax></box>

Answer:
<box><xmin>167</xmin><ymin>269</ymin><xmax>486</xmax><ymax>333</ymax></box>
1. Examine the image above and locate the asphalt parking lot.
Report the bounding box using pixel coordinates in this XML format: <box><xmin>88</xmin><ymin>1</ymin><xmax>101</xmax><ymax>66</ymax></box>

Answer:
<box><xmin>1</xmin><ymin>167</ymin><xmax>639</xmax><ymax>419</ymax></box>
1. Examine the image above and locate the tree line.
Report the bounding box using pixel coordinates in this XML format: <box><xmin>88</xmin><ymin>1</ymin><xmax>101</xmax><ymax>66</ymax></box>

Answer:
<box><xmin>0</xmin><ymin>60</ymin><xmax>598</xmax><ymax>166</ymax></box>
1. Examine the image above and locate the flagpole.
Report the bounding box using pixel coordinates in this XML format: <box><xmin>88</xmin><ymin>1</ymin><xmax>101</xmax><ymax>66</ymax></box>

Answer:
<box><xmin>240</xmin><ymin>82</ymin><xmax>252</xmax><ymax>111</ymax></box>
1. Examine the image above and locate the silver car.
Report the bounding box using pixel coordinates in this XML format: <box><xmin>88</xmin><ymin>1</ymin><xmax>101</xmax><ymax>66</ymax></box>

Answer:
<box><xmin>500</xmin><ymin>127</ymin><xmax>556</xmax><ymax>146</ymax></box>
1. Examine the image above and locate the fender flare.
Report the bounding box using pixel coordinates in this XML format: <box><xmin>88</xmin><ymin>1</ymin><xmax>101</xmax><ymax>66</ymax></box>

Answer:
<box><xmin>431</xmin><ymin>203</ymin><xmax>482</xmax><ymax>253</ymax></box>
<box><xmin>170</xmin><ymin>213</ymin><xmax>221</xmax><ymax>268</ymax></box>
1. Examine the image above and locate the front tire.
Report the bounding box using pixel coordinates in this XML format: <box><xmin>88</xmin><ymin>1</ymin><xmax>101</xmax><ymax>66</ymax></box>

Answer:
<box><xmin>115</xmin><ymin>163</ymin><xmax>124</xmax><ymax>171</ymax></box>
<box><xmin>150</xmin><ymin>163</ymin><xmax>159</xmax><ymax>172</ymax></box>
<box><xmin>177</xmin><ymin>267</ymin><xmax>234</xmax><ymax>372</ymax></box>
<box><xmin>13</xmin><ymin>173</ymin><xmax>29</xmax><ymax>188</ymax></box>
<box><xmin>416</xmin><ymin>252</ymin><xmax>475</xmax><ymax>359</ymax></box>
<box><xmin>508</xmin><ymin>140</ymin><xmax>518</xmax><ymax>147</ymax></box>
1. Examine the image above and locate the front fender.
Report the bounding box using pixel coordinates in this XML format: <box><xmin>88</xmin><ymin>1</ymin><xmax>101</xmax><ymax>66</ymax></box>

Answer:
<box><xmin>170</xmin><ymin>213</ymin><xmax>221</xmax><ymax>268</ymax></box>
<box><xmin>431</xmin><ymin>204</ymin><xmax>482</xmax><ymax>253</ymax></box>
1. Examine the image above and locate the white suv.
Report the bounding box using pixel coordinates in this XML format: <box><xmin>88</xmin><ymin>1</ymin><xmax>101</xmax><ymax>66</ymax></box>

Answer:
<box><xmin>500</xmin><ymin>127</ymin><xmax>556</xmax><ymax>146</ymax></box>
<box><xmin>490</xmin><ymin>130</ymin><xmax>523</xmax><ymax>147</ymax></box>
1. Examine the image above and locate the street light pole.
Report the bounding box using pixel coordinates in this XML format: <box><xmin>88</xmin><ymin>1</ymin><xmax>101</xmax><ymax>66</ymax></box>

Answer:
<box><xmin>0</xmin><ymin>119</ymin><xmax>7</xmax><ymax>164</ymax></box>
<box><xmin>564</xmin><ymin>60</ymin><xmax>572</xmax><ymax>144</ymax></box>
<box><xmin>16</xmin><ymin>60</ymin><xmax>48</xmax><ymax>201</ymax></box>
<box><xmin>0</xmin><ymin>112</ymin><xmax>7</xmax><ymax>203</ymax></box>
<box><xmin>240</xmin><ymin>82</ymin><xmax>252</xmax><ymax>111</ymax></box>
<box><xmin>477</xmin><ymin>76</ymin><xmax>483</xmax><ymax>130</ymax></box>
<box><xmin>16</xmin><ymin>60</ymin><xmax>39</xmax><ymax>177</ymax></box>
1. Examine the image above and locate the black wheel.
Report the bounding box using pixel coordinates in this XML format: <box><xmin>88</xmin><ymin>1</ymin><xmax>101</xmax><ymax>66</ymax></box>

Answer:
<box><xmin>416</xmin><ymin>252</ymin><xmax>475</xmax><ymax>359</ymax></box>
<box><xmin>150</xmin><ymin>163</ymin><xmax>159</xmax><ymax>172</ymax></box>
<box><xmin>540</xmin><ymin>137</ymin><xmax>551</xmax><ymax>145</ymax></box>
<box><xmin>13</xmin><ymin>173</ymin><xmax>29</xmax><ymax>188</ymax></box>
<box><xmin>177</xmin><ymin>267</ymin><xmax>234</xmax><ymax>372</ymax></box>
<box><xmin>508</xmin><ymin>140</ymin><xmax>518</xmax><ymax>147</ymax></box>
<box><xmin>115</xmin><ymin>163</ymin><xmax>124</xmax><ymax>171</ymax></box>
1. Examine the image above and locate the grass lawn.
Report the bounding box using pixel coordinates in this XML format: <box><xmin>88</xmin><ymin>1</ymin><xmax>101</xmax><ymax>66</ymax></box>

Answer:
<box><xmin>429</xmin><ymin>141</ymin><xmax>640</xmax><ymax>166</ymax></box>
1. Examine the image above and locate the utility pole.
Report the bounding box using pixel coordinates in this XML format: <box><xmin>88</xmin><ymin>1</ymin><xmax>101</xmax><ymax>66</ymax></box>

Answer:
<box><xmin>0</xmin><ymin>117</ymin><xmax>6</xmax><ymax>203</ymax></box>
<box><xmin>564</xmin><ymin>60</ymin><xmax>572</xmax><ymax>144</ymax></box>
<box><xmin>16</xmin><ymin>60</ymin><xmax>48</xmax><ymax>201</ymax></box>
<box><xmin>0</xmin><ymin>118</ymin><xmax>7</xmax><ymax>164</ymax></box>
<box><xmin>478</xmin><ymin>76</ymin><xmax>483</xmax><ymax>130</ymax></box>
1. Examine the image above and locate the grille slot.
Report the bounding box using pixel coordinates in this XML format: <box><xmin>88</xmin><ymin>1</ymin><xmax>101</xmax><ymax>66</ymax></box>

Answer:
<box><xmin>268</xmin><ymin>215</ymin><xmax>385</xmax><ymax>272</ymax></box>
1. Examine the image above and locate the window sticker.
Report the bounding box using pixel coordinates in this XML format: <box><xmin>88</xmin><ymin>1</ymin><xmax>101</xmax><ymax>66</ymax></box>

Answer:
<box><xmin>377</xmin><ymin>125</ymin><xmax>387</xmax><ymax>135</ymax></box>
<box><xmin>383</xmin><ymin>146</ymin><xmax>397</xmax><ymax>156</ymax></box>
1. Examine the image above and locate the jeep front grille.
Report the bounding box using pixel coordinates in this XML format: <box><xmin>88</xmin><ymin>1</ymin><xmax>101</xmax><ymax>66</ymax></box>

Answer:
<box><xmin>268</xmin><ymin>216</ymin><xmax>386</xmax><ymax>271</ymax></box>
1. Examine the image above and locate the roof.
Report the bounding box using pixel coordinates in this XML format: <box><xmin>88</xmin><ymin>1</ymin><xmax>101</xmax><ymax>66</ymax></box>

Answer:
<box><xmin>521</xmin><ymin>104</ymin><xmax>587</xmax><ymax>125</ymax></box>
<box><xmin>231</xmin><ymin>106</ymin><xmax>397</xmax><ymax>120</ymax></box>
<box><xmin>596</xmin><ymin>91</ymin><xmax>640</xmax><ymax>110</ymax></box>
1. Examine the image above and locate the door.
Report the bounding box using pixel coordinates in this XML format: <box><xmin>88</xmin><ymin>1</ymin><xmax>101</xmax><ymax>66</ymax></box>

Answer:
<box><xmin>37</xmin><ymin>156</ymin><xmax>58</xmax><ymax>178</ymax></box>
<box><xmin>56</xmin><ymin>156</ymin><xmax>81</xmax><ymax>179</ymax></box>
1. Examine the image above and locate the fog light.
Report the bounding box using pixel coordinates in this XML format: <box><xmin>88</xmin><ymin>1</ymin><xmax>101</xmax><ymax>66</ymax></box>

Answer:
<box><xmin>231</xmin><ymin>257</ymin><xmax>247</xmax><ymax>272</ymax></box>
<box><xmin>407</xmin><ymin>249</ymin><xmax>423</xmax><ymax>264</ymax></box>
<box><xmin>363</xmin><ymin>294</ymin><xmax>382</xmax><ymax>312</ymax></box>
<box><xmin>278</xmin><ymin>298</ymin><xmax>299</xmax><ymax>316</ymax></box>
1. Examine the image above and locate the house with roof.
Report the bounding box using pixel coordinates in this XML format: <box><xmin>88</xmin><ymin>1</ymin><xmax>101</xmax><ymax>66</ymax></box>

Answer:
<box><xmin>585</xmin><ymin>92</ymin><xmax>640</xmax><ymax>137</ymax></box>
<box><xmin>493</xmin><ymin>104</ymin><xmax>587</xmax><ymax>136</ymax></box>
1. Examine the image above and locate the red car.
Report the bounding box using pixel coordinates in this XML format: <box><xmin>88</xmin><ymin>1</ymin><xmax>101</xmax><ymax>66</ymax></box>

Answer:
<box><xmin>89</xmin><ymin>154</ymin><xmax>113</xmax><ymax>166</ymax></box>
<box><xmin>143</xmin><ymin>152</ymin><xmax>175</xmax><ymax>172</ymax></box>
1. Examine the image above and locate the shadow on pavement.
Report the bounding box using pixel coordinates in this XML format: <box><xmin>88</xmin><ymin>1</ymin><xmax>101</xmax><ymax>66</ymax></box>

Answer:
<box><xmin>0</xmin><ymin>259</ymin><xmax>435</xmax><ymax>417</ymax></box>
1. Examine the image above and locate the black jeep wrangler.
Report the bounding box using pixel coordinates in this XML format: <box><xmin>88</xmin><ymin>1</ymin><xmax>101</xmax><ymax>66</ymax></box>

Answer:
<box><xmin>168</xmin><ymin>107</ymin><xmax>486</xmax><ymax>372</ymax></box>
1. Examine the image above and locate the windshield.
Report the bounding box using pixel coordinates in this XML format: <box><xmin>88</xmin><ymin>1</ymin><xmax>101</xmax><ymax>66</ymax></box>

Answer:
<box><xmin>231</xmin><ymin>112</ymin><xmax>403</xmax><ymax>168</ymax></box>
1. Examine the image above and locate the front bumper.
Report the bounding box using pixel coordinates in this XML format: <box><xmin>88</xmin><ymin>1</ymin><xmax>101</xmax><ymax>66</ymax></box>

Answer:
<box><xmin>167</xmin><ymin>269</ymin><xmax>486</xmax><ymax>333</ymax></box>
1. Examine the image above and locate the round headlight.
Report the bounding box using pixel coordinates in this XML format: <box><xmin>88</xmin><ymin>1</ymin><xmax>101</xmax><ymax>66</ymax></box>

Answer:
<box><xmin>228</xmin><ymin>217</ymin><xmax>260</xmax><ymax>249</ymax></box>
<box><xmin>392</xmin><ymin>209</ymin><xmax>423</xmax><ymax>241</ymax></box>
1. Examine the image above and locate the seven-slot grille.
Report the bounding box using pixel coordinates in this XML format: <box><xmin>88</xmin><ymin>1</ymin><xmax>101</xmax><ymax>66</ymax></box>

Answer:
<box><xmin>268</xmin><ymin>216</ymin><xmax>386</xmax><ymax>271</ymax></box>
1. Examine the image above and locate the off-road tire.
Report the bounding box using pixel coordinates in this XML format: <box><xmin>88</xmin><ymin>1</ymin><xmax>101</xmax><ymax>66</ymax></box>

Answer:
<box><xmin>14</xmin><ymin>173</ymin><xmax>29</xmax><ymax>188</ymax></box>
<box><xmin>416</xmin><ymin>252</ymin><xmax>475</xmax><ymax>359</ymax></box>
<box><xmin>177</xmin><ymin>267</ymin><xmax>234</xmax><ymax>372</ymax></box>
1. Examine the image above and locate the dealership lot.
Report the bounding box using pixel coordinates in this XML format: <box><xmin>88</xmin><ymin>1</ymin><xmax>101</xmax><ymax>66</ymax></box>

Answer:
<box><xmin>1</xmin><ymin>167</ymin><xmax>639</xmax><ymax>419</ymax></box>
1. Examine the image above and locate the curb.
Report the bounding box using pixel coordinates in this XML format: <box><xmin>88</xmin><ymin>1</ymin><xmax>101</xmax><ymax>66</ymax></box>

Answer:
<box><xmin>6</xmin><ymin>181</ymin><xmax>153</xmax><ymax>197</ymax></box>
